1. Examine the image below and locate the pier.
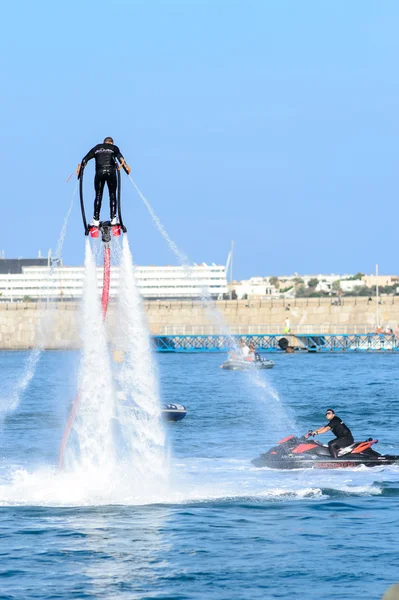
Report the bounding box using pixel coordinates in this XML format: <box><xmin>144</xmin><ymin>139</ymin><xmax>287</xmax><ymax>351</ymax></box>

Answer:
<box><xmin>0</xmin><ymin>299</ymin><xmax>398</xmax><ymax>350</ymax></box>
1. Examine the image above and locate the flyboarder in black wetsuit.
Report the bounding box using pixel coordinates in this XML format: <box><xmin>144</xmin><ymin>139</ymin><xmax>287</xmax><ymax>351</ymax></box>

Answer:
<box><xmin>77</xmin><ymin>137</ymin><xmax>131</xmax><ymax>226</ymax></box>
<box><xmin>308</xmin><ymin>409</ymin><xmax>354</xmax><ymax>458</ymax></box>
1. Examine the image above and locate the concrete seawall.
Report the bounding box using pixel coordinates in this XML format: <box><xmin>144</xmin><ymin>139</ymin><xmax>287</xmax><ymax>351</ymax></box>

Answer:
<box><xmin>0</xmin><ymin>297</ymin><xmax>397</xmax><ymax>349</ymax></box>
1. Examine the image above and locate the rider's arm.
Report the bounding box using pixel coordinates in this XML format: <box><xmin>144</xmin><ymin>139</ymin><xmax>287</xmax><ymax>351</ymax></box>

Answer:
<box><xmin>312</xmin><ymin>425</ymin><xmax>331</xmax><ymax>436</ymax></box>
<box><xmin>81</xmin><ymin>147</ymin><xmax>95</xmax><ymax>167</ymax></box>
<box><xmin>114</xmin><ymin>146</ymin><xmax>131</xmax><ymax>174</ymax></box>
<box><xmin>77</xmin><ymin>147</ymin><xmax>95</xmax><ymax>178</ymax></box>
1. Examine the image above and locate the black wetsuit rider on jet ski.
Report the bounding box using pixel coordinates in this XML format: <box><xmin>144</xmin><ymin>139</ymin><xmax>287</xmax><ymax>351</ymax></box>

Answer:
<box><xmin>306</xmin><ymin>409</ymin><xmax>354</xmax><ymax>458</ymax></box>
<box><xmin>77</xmin><ymin>137</ymin><xmax>131</xmax><ymax>227</ymax></box>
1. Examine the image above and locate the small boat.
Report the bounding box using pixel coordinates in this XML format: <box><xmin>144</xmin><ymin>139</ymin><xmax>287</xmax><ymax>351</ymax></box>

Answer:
<box><xmin>116</xmin><ymin>391</ymin><xmax>187</xmax><ymax>422</ymax></box>
<box><xmin>162</xmin><ymin>403</ymin><xmax>187</xmax><ymax>421</ymax></box>
<box><xmin>220</xmin><ymin>357</ymin><xmax>274</xmax><ymax>370</ymax></box>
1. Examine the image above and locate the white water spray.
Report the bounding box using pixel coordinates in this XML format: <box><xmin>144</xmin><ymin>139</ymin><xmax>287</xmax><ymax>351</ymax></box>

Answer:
<box><xmin>128</xmin><ymin>176</ymin><xmax>238</xmax><ymax>347</ymax></box>
<box><xmin>64</xmin><ymin>240</ymin><xmax>115</xmax><ymax>471</ymax></box>
<box><xmin>129</xmin><ymin>176</ymin><xmax>189</xmax><ymax>266</ymax></box>
<box><xmin>0</xmin><ymin>184</ymin><xmax>77</xmax><ymax>423</ymax></box>
<box><xmin>113</xmin><ymin>236</ymin><xmax>166</xmax><ymax>483</ymax></box>
<box><xmin>128</xmin><ymin>176</ymin><xmax>293</xmax><ymax>430</ymax></box>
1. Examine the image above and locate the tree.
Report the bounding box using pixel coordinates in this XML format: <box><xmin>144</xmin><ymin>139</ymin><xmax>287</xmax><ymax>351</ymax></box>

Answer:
<box><xmin>296</xmin><ymin>285</ymin><xmax>307</xmax><ymax>297</ymax></box>
<box><xmin>348</xmin><ymin>272</ymin><xmax>365</xmax><ymax>281</ymax></box>
<box><xmin>293</xmin><ymin>277</ymin><xmax>304</xmax><ymax>285</ymax></box>
<box><xmin>269</xmin><ymin>276</ymin><xmax>280</xmax><ymax>289</ymax></box>
<box><xmin>353</xmin><ymin>285</ymin><xmax>372</xmax><ymax>296</ymax></box>
<box><xmin>332</xmin><ymin>280</ymin><xmax>341</xmax><ymax>291</ymax></box>
<box><xmin>308</xmin><ymin>278</ymin><xmax>319</xmax><ymax>289</ymax></box>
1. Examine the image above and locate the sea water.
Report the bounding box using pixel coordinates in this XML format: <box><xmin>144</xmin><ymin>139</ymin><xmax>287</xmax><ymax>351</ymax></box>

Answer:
<box><xmin>0</xmin><ymin>351</ymin><xmax>398</xmax><ymax>599</ymax></box>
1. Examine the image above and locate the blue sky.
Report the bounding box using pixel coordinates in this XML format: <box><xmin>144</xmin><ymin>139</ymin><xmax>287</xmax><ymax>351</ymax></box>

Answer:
<box><xmin>1</xmin><ymin>0</ymin><xmax>398</xmax><ymax>278</ymax></box>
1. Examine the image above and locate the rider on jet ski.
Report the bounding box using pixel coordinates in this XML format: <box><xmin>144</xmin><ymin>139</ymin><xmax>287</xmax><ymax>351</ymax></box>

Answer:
<box><xmin>306</xmin><ymin>409</ymin><xmax>354</xmax><ymax>458</ymax></box>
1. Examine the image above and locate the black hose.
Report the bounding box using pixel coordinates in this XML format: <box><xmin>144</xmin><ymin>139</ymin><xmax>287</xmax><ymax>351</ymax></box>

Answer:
<box><xmin>116</xmin><ymin>166</ymin><xmax>127</xmax><ymax>233</ymax></box>
<box><xmin>79</xmin><ymin>167</ymin><xmax>89</xmax><ymax>235</ymax></box>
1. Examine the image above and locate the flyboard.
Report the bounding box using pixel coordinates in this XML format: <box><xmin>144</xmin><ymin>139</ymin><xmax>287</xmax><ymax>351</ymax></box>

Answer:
<box><xmin>58</xmin><ymin>160</ymin><xmax>129</xmax><ymax>469</ymax></box>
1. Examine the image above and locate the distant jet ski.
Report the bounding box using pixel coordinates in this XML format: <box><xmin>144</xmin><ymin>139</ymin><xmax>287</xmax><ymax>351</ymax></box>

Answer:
<box><xmin>162</xmin><ymin>403</ymin><xmax>187</xmax><ymax>421</ymax></box>
<box><xmin>221</xmin><ymin>353</ymin><xmax>274</xmax><ymax>370</ymax></box>
<box><xmin>251</xmin><ymin>433</ymin><xmax>399</xmax><ymax>469</ymax></box>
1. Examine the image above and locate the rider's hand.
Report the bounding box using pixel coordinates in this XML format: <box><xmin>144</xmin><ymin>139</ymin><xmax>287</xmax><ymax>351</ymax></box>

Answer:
<box><xmin>124</xmin><ymin>163</ymin><xmax>131</xmax><ymax>175</ymax></box>
<box><xmin>311</xmin><ymin>431</ymin><xmax>317</xmax><ymax>436</ymax></box>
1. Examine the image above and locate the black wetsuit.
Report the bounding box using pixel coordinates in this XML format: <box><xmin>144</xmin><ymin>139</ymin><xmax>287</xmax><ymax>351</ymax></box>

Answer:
<box><xmin>81</xmin><ymin>143</ymin><xmax>126</xmax><ymax>221</ymax></box>
<box><xmin>327</xmin><ymin>415</ymin><xmax>354</xmax><ymax>457</ymax></box>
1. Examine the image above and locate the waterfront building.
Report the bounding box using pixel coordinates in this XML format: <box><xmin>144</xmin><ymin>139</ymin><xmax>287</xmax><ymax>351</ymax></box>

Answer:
<box><xmin>0</xmin><ymin>263</ymin><xmax>227</xmax><ymax>301</ymax></box>
<box><xmin>362</xmin><ymin>274</ymin><xmax>399</xmax><ymax>287</ymax></box>
<box><xmin>230</xmin><ymin>272</ymin><xmax>399</xmax><ymax>300</ymax></box>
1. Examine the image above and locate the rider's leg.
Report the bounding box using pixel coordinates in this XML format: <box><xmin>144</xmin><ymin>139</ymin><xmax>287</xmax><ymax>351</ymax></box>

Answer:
<box><xmin>107</xmin><ymin>171</ymin><xmax>118</xmax><ymax>222</ymax></box>
<box><xmin>93</xmin><ymin>172</ymin><xmax>106</xmax><ymax>222</ymax></box>
<box><xmin>328</xmin><ymin>437</ymin><xmax>353</xmax><ymax>458</ymax></box>
<box><xmin>328</xmin><ymin>439</ymin><xmax>339</xmax><ymax>458</ymax></box>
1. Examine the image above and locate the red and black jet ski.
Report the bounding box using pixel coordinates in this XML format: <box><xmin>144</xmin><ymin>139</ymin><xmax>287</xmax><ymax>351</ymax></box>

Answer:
<box><xmin>251</xmin><ymin>433</ymin><xmax>399</xmax><ymax>469</ymax></box>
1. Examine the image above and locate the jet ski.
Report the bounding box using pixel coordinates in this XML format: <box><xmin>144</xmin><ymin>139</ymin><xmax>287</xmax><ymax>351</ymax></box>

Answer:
<box><xmin>251</xmin><ymin>433</ymin><xmax>399</xmax><ymax>469</ymax></box>
<box><xmin>162</xmin><ymin>403</ymin><xmax>187</xmax><ymax>422</ymax></box>
<box><xmin>221</xmin><ymin>353</ymin><xmax>274</xmax><ymax>370</ymax></box>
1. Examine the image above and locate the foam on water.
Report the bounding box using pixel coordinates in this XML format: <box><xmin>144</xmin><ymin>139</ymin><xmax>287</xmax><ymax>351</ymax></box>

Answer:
<box><xmin>0</xmin><ymin>455</ymin><xmax>395</xmax><ymax>507</ymax></box>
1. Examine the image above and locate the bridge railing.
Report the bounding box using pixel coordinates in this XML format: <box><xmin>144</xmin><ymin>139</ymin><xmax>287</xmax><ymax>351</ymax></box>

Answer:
<box><xmin>152</xmin><ymin>332</ymin><xmax>399</xmax><ymax>352</ymax></box>
<box><xmin>160</xmin><ymin>324</ymin><xmax>383</xmax><ymax>335</ymax></box>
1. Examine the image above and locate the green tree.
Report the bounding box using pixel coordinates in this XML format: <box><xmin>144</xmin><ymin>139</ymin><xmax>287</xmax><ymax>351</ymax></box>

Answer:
<box><xmin>296</xmin><ymin>285</ymin><xmax>307</xmax><ymax>297</ymax></box>
<box><xmin>332</xmin><ymin>280</ymin><xmax>341</xmax><ymax>291</ymax></box>
<box><xmin>308</xmin><ymin>278</ymin><xmax>319</xmax><ymax>289</ymax></box>
<box><xmin>348</xmin><ymin>272</ymin><xmax>365</xmax><ymax>281</ymax></box>
<box><xmin>269</xmin><ymin>276</ymin><xmax>280</xmax><ymax>289</ymax></box>
<box><xmin>353</xmin><ymin>285</ymin><xmax>373</xmax><ymax>296</ymax></box>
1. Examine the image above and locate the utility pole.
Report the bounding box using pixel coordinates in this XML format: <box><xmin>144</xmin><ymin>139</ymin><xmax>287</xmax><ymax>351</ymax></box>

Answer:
<box><xmin>230</xmin><ymin>240</ymin><xmax>234</xmax><ymax>300</ymax></box>
<box><xmin>376</xmin><ymin>263</ymin><xmax>379</xmax><ymax>329</ymax></box>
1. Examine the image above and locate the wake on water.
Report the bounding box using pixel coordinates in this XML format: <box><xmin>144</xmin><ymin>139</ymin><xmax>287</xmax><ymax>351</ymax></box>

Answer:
<box><xmin>0</xmin><ymin>453</ymin><xmax>397</xmax><ymax>506</ymax></box>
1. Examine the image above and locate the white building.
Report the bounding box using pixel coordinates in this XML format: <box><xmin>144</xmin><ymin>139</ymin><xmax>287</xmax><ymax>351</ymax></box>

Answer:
<box><xmin>229</xmin><ymin>277</ymin><xmax>279</xmax><ymax>299</ymax></box>
<box><xmin>0</xmin><ymin>263</ymin><xmax>227</xmax><ymax>301</ymax></box>
<box><xmin>230</xmin><ymin>273</ymin><xmax>365</xmax><ymax>299</ymax></box>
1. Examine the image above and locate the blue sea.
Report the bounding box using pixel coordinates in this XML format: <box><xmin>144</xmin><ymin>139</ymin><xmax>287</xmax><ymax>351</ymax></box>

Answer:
<box><xmin>0</xmin><ymin>351</ymin><xmax>398</xmax><ymax>599</ymax></box>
